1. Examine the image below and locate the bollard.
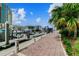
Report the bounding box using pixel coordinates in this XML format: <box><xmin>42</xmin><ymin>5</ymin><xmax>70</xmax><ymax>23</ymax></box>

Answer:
<box><xmin>15</xmin><ymin>39</ymin><xmax>19</xmax><ymax>53</ymax></box>
<box><xmin>34</xmin><ymin>38</ymin><xmax>36</xmax><ymax>42</ymax></box>
<box><xmin>24</xmin><ymin>34</ymin><xmax>26</xmax><ymax>39</ymax></box>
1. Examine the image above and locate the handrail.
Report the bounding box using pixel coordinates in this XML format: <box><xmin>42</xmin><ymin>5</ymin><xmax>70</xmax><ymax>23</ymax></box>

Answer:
<box><xmin>14</xmin><ymin>33</ymin><xmax>45</xmax><ymax>53</ymax></box>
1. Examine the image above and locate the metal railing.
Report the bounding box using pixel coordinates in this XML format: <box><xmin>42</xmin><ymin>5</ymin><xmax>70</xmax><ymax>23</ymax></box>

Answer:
<box><xmin>14</xmin><ymin>33</ymin><xmax>45</xmax><ymax>53</ymax></box>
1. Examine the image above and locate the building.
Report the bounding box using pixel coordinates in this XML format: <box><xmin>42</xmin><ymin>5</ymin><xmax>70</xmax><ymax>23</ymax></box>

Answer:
<box><xmin>0</xmin><ymin>3</ymin><xmax>12</xmax><ymax>26</ymax></box>
<box><xmin>0</xmin><ymin>3</ymin><xmax>12</xmax><ymax>42</ymax></box>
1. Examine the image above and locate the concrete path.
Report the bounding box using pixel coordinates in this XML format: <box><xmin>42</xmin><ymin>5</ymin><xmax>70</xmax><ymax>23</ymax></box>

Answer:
<box><xmin>17</xmin><ymin>31</ymin><xmax>67</xmax><ymax>56</ymax></box>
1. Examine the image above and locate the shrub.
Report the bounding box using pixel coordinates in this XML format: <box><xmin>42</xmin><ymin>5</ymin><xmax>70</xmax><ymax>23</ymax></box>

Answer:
<box><xmin>77</xmin><ymin>30</ymin><xmax>79</xmax><ymax>37</ymax></box>
<box><xmin>66</xmin><ymin>47</ymin><xmax>72</xmax><ymax>56</ymax></box>
<box><xmin>63</xmin><ymin>37</ymin><xmax>71</xmax><ymax>47</ymax></box>
<box><xmin>63</xmin><ymin>37</ymin><xmax>72</xmax><ymax>55</ymax></box>
<box><xmin>60</xmin><ymin>29</ymin><xmax>68</xmax><ymax>37</ymax></box>
<box><xmin>70</xmin><ymin>31</ymin><xmax>74</xmax><ymax>37</ymax></box>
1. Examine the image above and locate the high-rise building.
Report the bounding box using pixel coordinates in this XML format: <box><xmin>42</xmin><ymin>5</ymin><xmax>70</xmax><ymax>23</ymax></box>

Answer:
<box><xmin>0</xmin><ymin>3</ymin><xmax>12</xmax><ymax>28</ymax></box>
<box><xmin>0</xmin><ymin>3</ymin><xmax>12</xmax><ymax>42</ymax></box>
<box><xmin>0</xmin><ymin>4</ymin><xmax>1</xmax><ymax>24</ymax></box>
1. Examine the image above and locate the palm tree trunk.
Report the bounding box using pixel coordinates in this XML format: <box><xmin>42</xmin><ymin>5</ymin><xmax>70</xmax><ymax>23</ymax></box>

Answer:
<box><xmin>74</xmin><ymin>27</ymin><xmax>77</xmax><ymax>40</ymax></box>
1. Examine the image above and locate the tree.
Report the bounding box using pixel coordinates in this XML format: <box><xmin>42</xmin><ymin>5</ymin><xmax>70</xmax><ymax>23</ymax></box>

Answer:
<box><xmin>49</xmin><ymin>3</ymin><xmax>79</xmax><ymax>39</ymax></box>
<box><xmin>62</xmin><ymin>3</ymin><xmax>79</xmax><ymax>39</ymax></box>
<box><xmin>56</xmin><ymin>18</ymin><xmax>66</xmax><ymax>29</ymax></box>
<box><xmin>49</xmin><ymin>7</ymin><xmax>62</xmax><ymax>24</ymax></box>
<box><xmin>67</xmin><ymin>18</ymin><xmax>77</xmax><ymax>39</ymax></box>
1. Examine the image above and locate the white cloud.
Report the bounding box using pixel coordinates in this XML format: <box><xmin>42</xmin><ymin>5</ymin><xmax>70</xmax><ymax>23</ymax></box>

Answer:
<box><xmin>30</xmin><ymin>12</ymin><xmax>33</xmax><ymax>15</ymax></box>
<box><xmin>11</xmin><ymin>8</ymin><xmax>26</xmax><ymax>25</ymax></box>
<box><xmin>18</xmin><ymin>8</ymin><xmax>25</xmax><ymax>15</ymax></box>
<box><xmin>15</xmin><ymin>21</ymin><xmax>21</xmax><ymax>24</ymax></box>
<box><xmin>36</xmin><ymin>17</ymin><xmax>41</xmax><ymax>23</ymax></box>
<box><xmin>48</xmin><ymin>3</ymin><xmax>63</xmax><ymax>13</ymax></box>
<box><xmin>18</xmin><ymin>8</ymin><xmax>26</xmax><ymax>20</ymax></box>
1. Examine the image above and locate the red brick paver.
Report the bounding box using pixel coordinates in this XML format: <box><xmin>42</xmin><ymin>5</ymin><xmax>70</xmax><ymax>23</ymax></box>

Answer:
<box><xmin>19</xmin><ymin>31</ymin><xmax>66</xmax><ymax>56</ymax></box>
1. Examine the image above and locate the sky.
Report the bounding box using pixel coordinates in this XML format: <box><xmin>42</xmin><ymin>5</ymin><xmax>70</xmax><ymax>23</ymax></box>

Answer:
<box><xmin>7</xmin><ymin>3</ymin><xmax>63</xmax><ymax>28</ymax></box>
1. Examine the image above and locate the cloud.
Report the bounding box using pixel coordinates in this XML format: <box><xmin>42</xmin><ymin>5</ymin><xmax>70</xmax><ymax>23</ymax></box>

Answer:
<box><xmin>11</xmin><ymin>8</ymin><xmax>26</xmax><ymax>25</ymax></box>
<box><xmin>36</xmin><ymin>17</ymin><xmax>41</xmax><ymax>23</ymax></box>
<box><xmin>48</xmin><ymin>3</ymin><xmax>63</xmax><ymax>13</ymax></box>
<box><xmin>18</xmin><ymin>8</ymin><xmax>25</xmax><ymax>15</ymax></box>
<box><xmin>15</xmin><ymin>21</ymin><xmax>21</xmax><ymax>24</ymax></box>
<box><xmin>18</xmin><ymin>8</ymin><xmax>26</xmax><ymax>20</ymax></box>
<box><xmin>30</xmin><ymin>12</ymin><xmax>33</xmax><ymax>15</ymax></box>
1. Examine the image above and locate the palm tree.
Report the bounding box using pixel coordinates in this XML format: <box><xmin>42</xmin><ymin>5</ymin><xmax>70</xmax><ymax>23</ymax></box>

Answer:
<box><xmin>62</xmin><ymin>3</ymin><xmax>79</xmax><ymax>39</ymax></box>
<box><xmin>56</xmin><ymin>18</ymin><xmax>66</xmax><ymax>29</ymax></box>
<box><xmin>67</xmin><ymin>18</ymin><xmax>77</xmax><ymax>39</ymax></box>
<box><xmin>49</xmin><ymin>7</ymin><xmax>62</xmax><ymax>24</ymax></box>
<box><xmin>49</xmin><ymin>3</ymin><xmax>79</xmax><ymax>39</ymax></box>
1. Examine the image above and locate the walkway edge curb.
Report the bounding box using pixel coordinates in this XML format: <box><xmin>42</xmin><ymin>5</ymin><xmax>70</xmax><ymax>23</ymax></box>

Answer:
<box><xmin>60</xmin><ymin>38</ymin><xmax>68</xmax><ymax>56</ymax></box>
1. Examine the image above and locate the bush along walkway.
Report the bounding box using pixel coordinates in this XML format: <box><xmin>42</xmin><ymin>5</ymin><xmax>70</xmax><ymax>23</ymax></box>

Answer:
<box><xmin>16</xmin><ymin>31</ymin><xmax>67</xmax><ymax>56</ymax></box>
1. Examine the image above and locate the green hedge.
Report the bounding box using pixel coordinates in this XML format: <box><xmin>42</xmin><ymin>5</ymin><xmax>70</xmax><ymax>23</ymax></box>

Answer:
<box><xmin>63</xmin><ymin>37</ymin><xmax>72</xmax><ymax>56</ymax></box>
<box><xmin>60</xmin><ymin>28</ymin><xmax>74</xmax><ymax>38</ymax></box>
<box><xmin>59</xmin><ymin>29</ymin><xmax>68</xmax><ymax>37</ymax></box>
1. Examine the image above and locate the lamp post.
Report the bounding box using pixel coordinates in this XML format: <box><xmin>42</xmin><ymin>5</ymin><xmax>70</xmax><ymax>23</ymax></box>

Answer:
<box><xmin>5</xmin><ymin>21</ymin><xmax>9</xmax><ymax>45</ymax></box>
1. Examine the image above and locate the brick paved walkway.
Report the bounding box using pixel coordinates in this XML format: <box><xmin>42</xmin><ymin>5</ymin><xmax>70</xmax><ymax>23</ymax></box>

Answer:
<box><xmin>18</xmin><ymin>31</ymin><xmax>67</xmax><ymax>56</ymax></box>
